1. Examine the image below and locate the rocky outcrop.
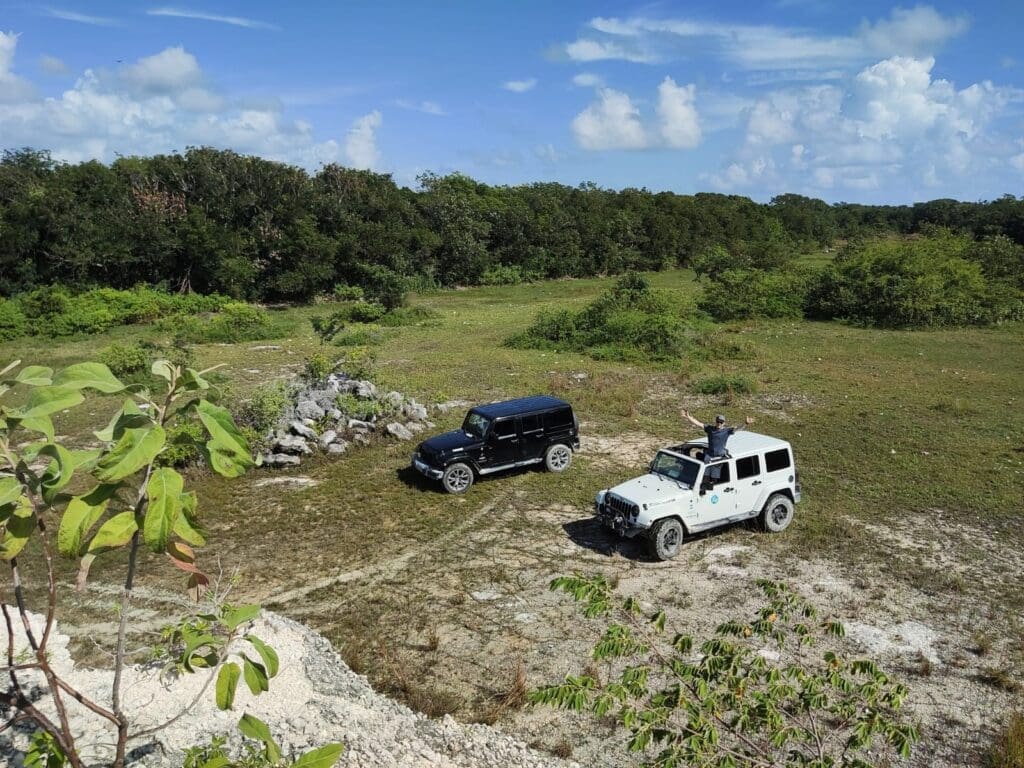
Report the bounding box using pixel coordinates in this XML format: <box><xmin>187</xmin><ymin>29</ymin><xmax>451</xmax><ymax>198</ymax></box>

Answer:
<box><xmin>259</xmin><ymin>373</ymin><xmax>433</xmax><ymax>469</ymax></box>
<box><xmin>1</xmin><ymin>608</ymin><xmax>575</xmax><ymax>768</ymax></box>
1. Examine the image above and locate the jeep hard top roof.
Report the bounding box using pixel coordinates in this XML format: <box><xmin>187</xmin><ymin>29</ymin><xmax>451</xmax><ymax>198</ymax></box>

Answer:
<box><xmin>472</xmin><ymin>395</ymin><xmax>571</xmax><ymax>419</ymax></box>
<box><xmin>668</xmin><ymin>431</ymin><xmax>792</xmax><ymax>457</ymax></box>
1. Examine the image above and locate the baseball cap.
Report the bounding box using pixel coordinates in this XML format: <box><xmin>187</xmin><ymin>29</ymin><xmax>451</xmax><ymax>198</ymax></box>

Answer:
<box><xmin>715</xmin><ymin>414</ymin><xmax>726</xmax><ymax>424</ymax></box>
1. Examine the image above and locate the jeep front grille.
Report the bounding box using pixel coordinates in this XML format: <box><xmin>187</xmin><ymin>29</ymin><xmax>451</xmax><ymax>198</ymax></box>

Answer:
<box><xmin>606</xmin><ymin>494</ymin><xmax>639</xmax><ymax>518</ymax></box>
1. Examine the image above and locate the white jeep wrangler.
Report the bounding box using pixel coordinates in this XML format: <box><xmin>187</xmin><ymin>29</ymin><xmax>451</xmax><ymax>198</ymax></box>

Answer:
<box><xmin>594</xmin><ymin>431</ymin><xmax>801</xmax><ymax>561</ymax></box>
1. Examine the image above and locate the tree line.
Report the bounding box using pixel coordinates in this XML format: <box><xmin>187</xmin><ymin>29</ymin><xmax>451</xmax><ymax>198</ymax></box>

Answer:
<box><xmin>2</xmin><ymin>147</ymin><xmax>1023</xmax><ymax>301</ymax></box>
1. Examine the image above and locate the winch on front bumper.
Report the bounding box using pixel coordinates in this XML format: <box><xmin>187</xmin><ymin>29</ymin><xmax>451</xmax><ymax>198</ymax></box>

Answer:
<box><xmin>595</xmin><ymin>493</ymin><xmax>644</xmax><ymax>538</ymax></box>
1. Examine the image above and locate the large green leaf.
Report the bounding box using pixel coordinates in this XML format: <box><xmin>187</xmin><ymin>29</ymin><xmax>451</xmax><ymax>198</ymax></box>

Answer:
<box><xmin>0</xmin><ymin>477</ymin><xmax>21</xmax><ymax>507</ymax></box>
<box><xmin>94</xmin><ymin>399</ymin><xmax>150</xmax><ymax>443</ymax></box>
<box><xmin>242</xmin><ymin>655</ymin><xmax>269</xmax><ymax>695</ymax></box>
<box><xmin>196</xmin><ymin>400</ymin><xmax>252</xmax><ymax>478</ymax></box>
<box><xmin>52</xmin><ymin>363</ymin><xmax>125</xmax><ymax>393</ymax></box>
<box><xmin>16</xmin><ymin>415</ymin><xmax>54</xmax><ymax>440</ymax></box>
<box><xmin>13</xmin><ymin>366</ymin><xmax>53</xmax><ymax>386</ymax></box>
<box><xmin>237</xmin><ymin>714</ymin><xmax>280</xmax><ymax>764</ymax></box>
<box><xmin>173</xmin><ymin>511</ymin><xmax>206</xmax><ymax>546</ymax></box>
<box><xmin>144</xmin><ymin>467</ymin><xmax>183</xmax><ymax>553</ymax></box>
<box><xmin>38</xmin><ymin>444</ymin><xmax>100</xmax><ymax>505</ymax></box>
<box><xmin>202</xmin><ymin>442</ymin><xmax>253</xmax><ymax>478</ymax></box>
<box><xmin>223</xmin><ymin>604</ymin><xmax>260</xmax><ymax>631</ymax></box>
<box><xmin>57</xmin><ymin>489</ymin><xmax>114</xmax><ymax>557</ymax></box>
<box><xmin>245</xmin><ymin>635</ymin><xmax>280</xmax><ymax>678</ymax></box>
<box><xmin>292</xmin><ymin>744</ymin><xmax>345</xmax><ymax>768</ymax></box>
<box><xmin>86</xmin><ymin>511</ymin><xmax>138</xmax><ymax>554</ymax></box>
<box><xmin>7</xmin><ymin>386</ymin><xmax>84</xmax><ymax>420</ymax></box>
<box><xmin>0</xmin><ymin>497</ymin><xmax>37</xmax><ymax>560</ymax></box>
<box><xmin>151</xmin><ymin>360</ymin><xmax>175</xmax><ymax>382</ymax></box>
<box><xmin>94</xmin><ymin>424</ymin><xmax>165</xmax><ymax>483</ymax></box>
<box><xmin>215</xmin><ymin>662</ymin><xmax>241</xmax><ymax>711</ymax></box>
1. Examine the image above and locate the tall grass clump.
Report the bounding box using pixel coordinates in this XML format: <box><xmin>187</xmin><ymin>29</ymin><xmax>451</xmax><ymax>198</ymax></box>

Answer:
<box><xmin>507</xmin><ymin>272</ymin><xmax>696</xmax><ymax>363</ymax></box>
<box><xmin>161</xmin><ymin>301</ymin><xmax>280</xmax><ymax>343</ymax></box>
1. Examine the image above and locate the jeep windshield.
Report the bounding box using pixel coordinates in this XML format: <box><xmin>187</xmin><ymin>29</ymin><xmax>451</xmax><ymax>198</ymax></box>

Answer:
<box><xmin>462</xmin><ymin>411</ymin><xmax>491</xmax><ymax>438</ymax></box>
<box><xmin>650</xmin><ymin>451</ymin><xmax>700</xmax><ymax>487</ymax></box>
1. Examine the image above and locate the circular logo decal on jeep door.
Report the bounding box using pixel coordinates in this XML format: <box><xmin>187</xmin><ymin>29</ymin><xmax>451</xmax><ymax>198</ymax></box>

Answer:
<box><xmin>711</xmin><ymin>494</ymin><xmax>719</xmax><ymax>504</ymax></box>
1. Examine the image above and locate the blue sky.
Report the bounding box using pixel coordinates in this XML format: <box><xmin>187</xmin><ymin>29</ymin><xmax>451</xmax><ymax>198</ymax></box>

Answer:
<box><xmin>1</xmin><ymin>1</ymin><xmax>1023</xmax><ymax>203</ymax></box>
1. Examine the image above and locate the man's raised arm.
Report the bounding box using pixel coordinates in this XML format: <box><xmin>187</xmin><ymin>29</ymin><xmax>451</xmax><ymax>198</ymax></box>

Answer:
<box><xmin>680</xmin><ymin>409</ymin><xmax>705</xmax><ymax>429</ymax></box>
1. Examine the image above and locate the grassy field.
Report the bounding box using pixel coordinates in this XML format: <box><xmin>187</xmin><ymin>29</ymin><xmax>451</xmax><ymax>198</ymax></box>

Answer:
<box><xmin>3</xmin><ymin>269</ymin><xmax>1023</xmax><ymax>765</ymax></box>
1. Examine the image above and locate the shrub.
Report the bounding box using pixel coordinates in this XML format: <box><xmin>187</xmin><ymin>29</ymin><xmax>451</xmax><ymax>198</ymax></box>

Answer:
<box><xmin>805</xmin><ymin>234</ymin><xmax>1019</xmax><ymax>327</ymax></box>
<box><xmin>0</xmin><ymin>299</ymin><xmax>27</xmax><ymax>341</ymax></box>
<box><xmin>157</xmin><ymin>421</ymin><xmax>205</xmax><ymax>468</ymax></box>
<box><xmin>507</xmin><ymin>272</ymin><xmax>695</xmax><ymax>363</ymax></box>
<box><xmin>335</xmin><ymin>392</ymin><xmax>384</xmax><ymax>421</ymax></box>
<box><xmin>304</xmin><ymin>351</ymin><xmax>335</xmax><ymax>382</ymax></box>
<box><xmin>332</xmin><ymin>284</ymin><xmax>365</xmax><ymax>301</ymax></box>
<box><xmin>165</xmin><ymin>302</ymin><xmax>277</xmax><ymax>344</ymax></box>
<box><xmin>337</xmin><ymin>345</ymin><xmax>376</xmax><ymax>380</ymax></box>
<box><xmin>354</xmin><ymin>263</ymin><xmax>406</xmax><ymax>310</ymax></box>
<box><xmin>100</xmin><ymin>342</ymin><xmax>151</xmax><ymax>378</ymax></box>
<box><xmin>376</xmin><ymin>305</ymin><xmax>440</xmax><ymax>327</ymax></box>
<box><xmin>238</xmin><ymin>381</ymin><xmax>291</xmax><ymax>436</ymax></box>
<box><xmin>347</xmin><ymin>301</ymin><xmax>387</xmax><ymax>323</ymax></box>
<box><xmin>691</xmin><ymin>373</ymin><xmax>757</xmax><ymax>395</ymax></box>
<box><xmin>480</xmin><ymin>264</ymin><xmax>527</xmax><ymax>286</ymax></box>
<box><xmin>699</xmin><ymin>268</ymin><xmax>812</xmax><ymax>321</ymax></box>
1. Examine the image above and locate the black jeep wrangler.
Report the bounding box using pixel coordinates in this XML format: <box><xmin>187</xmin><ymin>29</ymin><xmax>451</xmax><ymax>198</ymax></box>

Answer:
<box><xmin>411</xmin><ymin>396</ymin><xmax>580</xmax><ymax>494</ymax></box>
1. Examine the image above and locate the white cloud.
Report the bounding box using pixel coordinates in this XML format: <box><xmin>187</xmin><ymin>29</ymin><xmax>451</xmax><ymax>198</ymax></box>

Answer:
<box><xmin>121</xmin><ymin>46</ymin><xmax>202</xmax><ymax>93</ymax></box>
<box><xmin>502</xmin><ymin>78</ymin><xmax>537</xmax><ymax>93</ymax></box>
<box><xmin>710</xmin><ymin>54</ymin><xmax>1021</xmax><ymax>197</ymax></box>
<box><xmin>45</xmin><ymin>8</ymin><xmax>120</xmax><ymax>26</ymax></box>
<box><xmin>572</xmin><ymin>72</ymin><xmax>603</xmax><ymax>87</ymax></box>
<box><xmin>38</xmin><ymin>55</ymin><xmax>67</xmax><ymax>75</ymax></box>
<box><xmin>0</xmin><ymin>41</ymin><xmax>345</xmax><ymax>168</ymax></box>
<box><xmin>395</xmin><ymin>99</ymin><xmax>444</xmax><ymax>115</ymax></box>
<box><xmin>534</xmin><ymin>143</ymin><xmax>562</xmax><ymax>163</ymax></box>
<box><xmin>563</xmin><ymin>6</ymin><xmax>969</xmax><ymax>73</ymax></box>
<box><xmin>1010</xmin><ymin>154</ymin><xmax>1024</xmax><ymax>172</ymax></box>
<box><xmin>146</xmin><ymin>7</ymin><xmax>278</xmax><ymax>30</ymax></box>
<box><xmin>344</xmin><ymin>110</ymin><xmax>382</xmax><ymax>169</ymax></box>
<box><xmin>656</xmin><ymin>77</ymin><xmax>701</xmax><ymax>148</ymax></box>
<box><xmin>571</xmin><ymin>88</ymin><xmax>648</xmax><ymax>150</ymax></box>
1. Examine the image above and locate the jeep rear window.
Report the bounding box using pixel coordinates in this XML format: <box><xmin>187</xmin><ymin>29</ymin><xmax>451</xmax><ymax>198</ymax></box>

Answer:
<box><xmin>521</xmin><ymin>414</ymin><xmax>542</xmax><ymax>433</ymax></box>
<box><xmin>543</xmin><ymin>409</ymin><xmax>573</xmax><ymax>429</ymax></box>
<box><xmin>765</xmin><ymin>449</ymin><xmax>791</xmax><ymax>472</ymax></box>
<box><xmin>736</xmin><ymin>455</ymin><xmax>760</xmax><ymax>479</ymax></box>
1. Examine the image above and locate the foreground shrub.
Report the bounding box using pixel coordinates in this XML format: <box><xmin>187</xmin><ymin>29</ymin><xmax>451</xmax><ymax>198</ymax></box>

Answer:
<box><xmin>347</xmin><ymin>301</ymin><xmax>387</xmax><ymax>323</ymax></box>
<box><xmin>806</xmin><ymin>234</ymin><xmax>1022</xmax><ymax>327</ymax></box>
<box><xmin>532</xmin><ymin>575</ymin><xmax>919</xmax><ymax>768</ymax></box>
<box><xmin>508</xmin><ymin>272</ymin><xmax>696</xmax><ymax>363</ymax></box>
<box><xmin>699</xmin><ymin>268</ymin><xmax>812</xmax><ymax>321</ymax></box>
<box><xmin>100</xmin><ymin>342</ymin><xmax>151</xmax><ymax>378</ymax></box>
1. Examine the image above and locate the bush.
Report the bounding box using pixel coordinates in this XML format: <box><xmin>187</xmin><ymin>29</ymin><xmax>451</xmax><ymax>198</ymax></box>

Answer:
<box><xmin>335</xmin><ymin>392</ymin><xmax>384</xmax><ymax>421</ymax></box>
<box><xmin>354</xmin><ymin>263</ymin><xmax>406</xmax><ymax>310</ymax></box>
<box><xmin>0</xmin><ymin>299</ymin><xmax>27</xmax><ymax>341</ymax></box>
<box><xmin>332</xmin><ymin>284</ymin><xmax>365</xmax><ymax>301</ymax></box>
<box><xmin>806</xmin><ymin>234</ymin><xmax>1020</xmax><ymax>327</ymax></box>
<box><xmin>691</xmin><ymin>373</ymin><xmax>757</xmax><ymax>395</ymax></box>
<box><xmin>304</xmin><ymin>351</ymin><xmax>335</xmax><ymax>382</ymax></box>
<box><xmin>699</xmin><ymin>268</ymin><xmax>812</xmax><ymax>321</ymax></box>
<box><xmin>165</xmin><ymin>302</ymin><xmax>277</xmax><ymax>343</ymax></box>
<box><xmin>376</xmin><ymin>305</ymin><xmax>440</xmax><ymax>327</ymax></box>
<box><xmin>100</xmin><ymin>343</ymin><xmax>151</xmax><ymax>378</ymax></box>
<box><xmin>347</xmin><ymin>302</ymin><xmax>387</xmax><ymax>323</ymax></box>
<box><xmin>337</xmin><ymin>345</ymin><xmax>376</xmax><ymax>380</ymax></box>
<box><xmin>238</xmin><ymin>381</ymin><xmax>291</xmax><ymax>436</ymax></box>
<box><xmin>507</xmin><ymin>272</ymin><xmax>695</xmax><ymax>363</ymax></box>
<box><xmin>480</xmin><ymin>264</ymin><xmax>528</xmax><ymax>286</ymax></box>
<box><xmin>157</xmin><ymin>421</ymin><xmax>205</xmax><ymax>468</ymax></box>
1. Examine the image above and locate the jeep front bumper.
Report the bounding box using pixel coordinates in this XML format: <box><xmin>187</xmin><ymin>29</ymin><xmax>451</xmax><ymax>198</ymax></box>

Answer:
<box><xmin>595</xmin><ymin>501</ymin><xmax>646</xmax><ymax>539</ymax></box>
<box><xmin>412</xmin><ymin>454</ymin><xmax>443</xmax><ymax>480</ymax></box>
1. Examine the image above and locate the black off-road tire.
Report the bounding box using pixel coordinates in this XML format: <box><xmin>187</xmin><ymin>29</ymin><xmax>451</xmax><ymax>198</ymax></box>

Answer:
<box><xmin>647</xmin><ymin>518</ymin><xmax>685</xmax><ymax>561</ymax></box>
<box><xmin>759</xmin><ymin>493</ymin><xmax>794</xmax><ymax>533</ymax></box>
<box><xmin>442</xmin><ymin>462</ymin><xmax>474</xmax><ymax>494</ymax></box>
<box><xmin>544</xmin><ymin>443</ymin><xmax>573</xmax><ymax>473</ymax></box>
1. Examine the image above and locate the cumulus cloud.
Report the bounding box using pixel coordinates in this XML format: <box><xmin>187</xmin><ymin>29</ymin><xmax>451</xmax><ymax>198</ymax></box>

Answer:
<box><xmin>571</xmin><ymin>88</ymin><xmax>648</xmax><ymax>150</ymax></box>
<box><xmin>0</xmin><ymin>39</ymin><xmax>347</xmax><ymax>168</ymax></box>
<box><xmin>502</xmin><ymin>78</ymin><xmax>537</xmax><ymax>93</ymax></box>
<box><xmin>707</xmin><ymin>55</ymin><xmax>1021</xmax><ymax>197</ymax></box>
<box><xmin>344</xmin><ymin>110</ymin><xmax>382</xmax><ymax>169</ymax></box>
<box><xmin>563</xmin><ymin>6</ymin><xmax>969</xmax><ymax>73</ymax></box>
<box><xmin>656</xmin><ymin>77</ymin><xmax>701</xmax><ymax>148</ymax></box>
<box><xmin>38</xmin><ymin>54</ymin><xmax>67</xmax><ymax>74</ymax></box>
<box><xmin>572</xmin><ymin>79</ymin><xmax>703</xmax><ymax>151</ymax></box>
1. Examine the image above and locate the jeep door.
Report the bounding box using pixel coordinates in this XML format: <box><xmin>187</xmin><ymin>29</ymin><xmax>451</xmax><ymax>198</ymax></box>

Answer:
<box><xmin>519</xmin><ymin>413</ymin><xmax>544</xmax><ymax>461</ymax></box>
<box><xmin>732</xmin><ymin>454</ymin><xmax>764</xmax><ymax>516</ymax></box>
<box><xmin>487</xmin><ymin>418</ymin><xmax>520</xmax><ymax>468</ymax></box>
<box><xmin>694</xmin><ymin>460</ymin><xmax>734</xmax><ymax>524</ymax></box>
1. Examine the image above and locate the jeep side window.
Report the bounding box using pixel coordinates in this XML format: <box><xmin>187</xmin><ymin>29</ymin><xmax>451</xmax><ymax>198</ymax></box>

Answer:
<box><xmin>543</xmin><ymin>409</ymin><xmax>572</xmax><ymax>430</ymax></box>
<box><xmin>704</xmin><ymin>461</ymin><xmax>731</xmax><ymax>486</ymax></box>
<box><xmin>521</xmin><ymin>414</ymin><xmax>542</xmax><ymax>434</ymax></box>
<box><xmin>736</xmin><ymin>455</ymin><xmax>760</xmax><ymax>479</ymax></box>
<box><xmin>765</xmin><ymin>449</ymin><xmax>791</xmax><ymax>472</ymax></box>
<box><xmin>492</xmin><ymin>419</ymin><xmax>517</xmax><ymax>440</ymax></box>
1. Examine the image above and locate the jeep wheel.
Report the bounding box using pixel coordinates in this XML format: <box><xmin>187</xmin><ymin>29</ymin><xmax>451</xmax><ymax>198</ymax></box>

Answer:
<box><xmin>544</xmin><ymin>443</ymin><xmax>573</xmax><ymax>473</ymax></box>
<box><xmin>648</xmin><ymin>518</ymin><xmax>684</xmax><ymax>561</ymax></box>
<box><xmin>760</xmin><ymin>494</ymin><xmax>794</xmax><ymax>533</ymax></box>
<box><xmin>442</xmin><ymin>462</ymin><xmax>474</xmax><ymax>494</ymax></box>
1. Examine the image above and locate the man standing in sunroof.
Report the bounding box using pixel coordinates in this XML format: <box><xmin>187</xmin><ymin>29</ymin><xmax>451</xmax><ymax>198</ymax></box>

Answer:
<box><xmin>680</xmin><ymin>410</ymin><xmax>754</xmax><ymax>460</ymax></box>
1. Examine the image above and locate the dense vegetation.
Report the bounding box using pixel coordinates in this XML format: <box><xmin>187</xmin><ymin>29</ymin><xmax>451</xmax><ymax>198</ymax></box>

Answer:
<box><xmin>3</xmin><ymin>148</ymin><xmax>1024</xmax><ymax>304</ymax></box>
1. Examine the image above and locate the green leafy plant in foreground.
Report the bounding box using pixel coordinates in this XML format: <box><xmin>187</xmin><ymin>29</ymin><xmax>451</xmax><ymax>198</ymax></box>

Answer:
<box><xmin>1</xmin><ymin>359</ymin><xmax>342</xmax><ymax>768</ymax></box>
<box><xmin>531</xmin><ymin>575</ymin><xmax>919</xmax><ymax>768</ymax></box>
